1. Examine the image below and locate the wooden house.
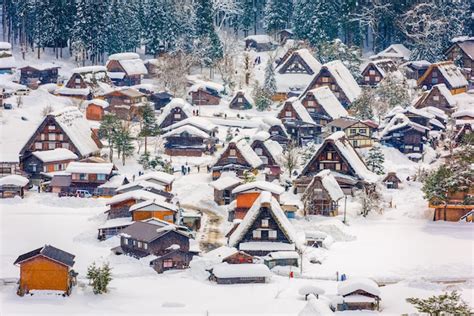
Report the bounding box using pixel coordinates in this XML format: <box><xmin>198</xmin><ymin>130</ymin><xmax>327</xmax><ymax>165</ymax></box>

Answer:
<box><xmin>382</xmin><ymin>172</ymin><xmax>402</xmax><ymax>189</ymax></box>
<box><xmin>445</xmin><ymin>37</ymin><xmax>474</xmax><ymax>83</ymax></box>
<box><xmin>277</xmin><ymin>97</ymin><xmax>321</xmax><ymax>146</ymax></box>
<box><xmin>209</xmin><ymin>263</ymin><xmax>271</xmax><ymax>284</ymax></box>
<box><xmin>228</xmin><ymin>191</ymin><xmax>298</xmax><ymax>256</ymax></box>
<box><xmin>104</xmin><ymin>88</ymin><xmax>147</xmax><ymax>121</ymax></box>
<box><xmin>162</xmin><ymin>125</ymin><xmax>216</xmax><ymax>157</ymax></box>
<box><xmin>19</xmin><ymin>64</ymin><xmax>60</xmax><ymax>88</ymax></box>
<box><xmin>244</xmin><ymin>35</ymin><xmax>274</xmax><ymax>52</ymax></box>
<box><xmin>231</xmin><ymin>181</ymin><xmax>285</xmax><ymax>220</ymax></box>
<box><xmin>263</xmin><ymin>251</ymin><xmax>299</xmax><ymax>269</ymax></box>
<box><xmin>277</xmin><ymin>29</ymin><xmax>294</xmax><ymax>44</ymax></box>
<box><xmin>113</xmin><ymin>221</ymin><xmax>196</xmax><ymax>273</ymax></box>
<box><xmin>295</xmin><ymin>132</ymin><xmax>377</xmax><ymax>194</ymax></box>
<box><xmin>210</xmin><ymin>174</ymin><xmax>242</xmax><ymax>205</ymax></box>
<box><xmin>162</xmin><ymin>117</ymin><xmax>218</xmax><ymax>138</ymax></box>
<box><xmin>150</xmin><ymin>91</ymin><xmax>173</xmax><ymax>110</ymax></box>
<box><xmin>262</xmin><ymin>116</ymin><xmax>290</xmax><ymax>147</ymax></box>
<box><xmin>0</xmin><ymin>175</ymin><xmax>29</xmax><ymax>198</ymax></box>
<box><xmin>335</xmin><ymin>278</ymin><xmax>381</xmax><ymax>311</ymax></box>
<box><xmin>229</xmin><ymin>90</ymin><xmax>254</xmax><ymax>110</ymax></box>
<box><xmin>302</xmin><ymin>170</ymin><xmax>344</xmax><ymax>216</ymax></box>
<box><xmin>130</xmin><ymin>199</ymin><xmax>177</xmax><ymax>223</ymax></box>
<box><xmin>19</xmin><ymin>107</ymin><xmax>101</xmax><ymax>171</ymax></box>
<box><xmin>189</xmin><ymin>81</ymin><xmax>223</xmax><ymax>106</ymax></box>
<box><xmin>413</xmin><ymin>83</ymin><xmax>457</xmax><ymax>113</ymax></box>
<box><xmin>106</xmin><ymin>190</ymin><xmax>167</xmax><ymax>219</ymax></box>
<box><xmin>400</xmin><ymin>60</ymin><xmax>431</xmax><ymax>81</ymax></box>
<box><xmin>299</xmin><ymin>86</ymin><xmax>348</xmax><ymax>126</ymax></box>
<box><xmin>274</xmin><ymin>48</ymin><xmax>322</xmax><ymax>100</ymax></box>
<box><xmin>22</xmin><ymin>148</ymin><xmax>78</xmax><ymax>179</ymax></box>
<box><xmin>250</xmin><ymin>131</ymin><xmax>283</xmax><ymax>181</ymax></box>
<box><xmin>115</xmin><ymin>180</ymin><xmax>173</xmax><ymax>202</ymax></box>
<box><xmin>0</xmin><ymin>42</ymin><xmax>15</xmax><ymax>74</ymax></box>
<box><xmin>370</xmin><ymin>44</ymin><xmax>411</xmax><ymax>64</ymax></box>
<box><xmin>326</xmin><ymin>118</ymin><xmax>374</xmax><ymax>148</ymax></box>
<box><xmin>96</xmin><ymin>174</ymin><xmax>129</xmax><ymax>197</ymax></box>
<box><xmin>85</xmin><ymin>99</ymin><xmax>110</xmax><ymax>121</ymax></box>
<box><xmin>106</xmin><ymin>52</ymin><xmax>148</xmax><ymax>86</ymax></box>
<box><xmin>50</xmin><ymin>162</ymin><xmax>114</xmax><ymax>194</ymax></box>
<box><xmin>211</xmin><ymin>140</ymin><xmax>263</xmax><ymax>180</ymax></box>
<box><xmin>156</xmin><ymin>98</ymin><xmax>192</xmax><ymax>129</ymax></box>
<box><xmin>460</xmin><ymin>211</ymin><xmax>473</xmax><ymax>223</ymax></box>
<box><xmin>431</xmin><ymin>188</ymin><xmax>474</xmax><ymax>222</ymax></box>
<box><xmin>454</xmin><ymin>121</ymin><xmax>473</xmax><ymax>146</ymax></box>
<box><xmin>360</xmin><ymin>59</ymin><xmax>402</xmax><ymax>86</ymax></box>
<box><xmin>301</xmin><ymin>60</ymin><xmax>361</xmax><ymax>107</ymax></box>
<box><xmin>56</xmin><ymin>65</ymin><xmax>111</xmax><ymax>100</ymax></box>
<box><xmin>135</xmin><ymin>171</ymin><xmax>175</xmax><ymax>192</ymax></box>
<box><xmin>417</xmin><ymin>61</ymin><xmax>468</xmax><ymax>94</ymax></box>
<box><xmin>203</xmin><ymin>246</ymin><xmax>253</xmax><ymax>264</ymax></box>
<box><xmin>14</xmin><ymin>245</ymin><xmax>76</xmax><ymax>296</ymax></box>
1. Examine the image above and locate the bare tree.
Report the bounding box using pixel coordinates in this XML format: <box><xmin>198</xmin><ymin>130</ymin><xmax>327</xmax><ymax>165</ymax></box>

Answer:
<box><xmin>153</xmin><ymin>52</ymin><xmax>195</xmax><ymax>96</ymax></box>
<box><xmin>212</xmin><ymin>0</ymin><xmax>242</xmax><ymax>31</ymax></box>
<box><xmin>282</xmin><ymin>141</ymin><xmax>299</xmax><ymax>178</ymax></box>
<box><xmin>215</xmin><ymin>31</ymin><xmax>239</xmax><ymax>93</ymax></box>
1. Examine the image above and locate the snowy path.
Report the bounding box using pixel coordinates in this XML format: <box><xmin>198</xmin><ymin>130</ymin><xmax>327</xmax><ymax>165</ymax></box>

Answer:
<box><xmin>182</xmin><ymin>203</ymin><xmax>224</xmax><ymax>252</ymax></box>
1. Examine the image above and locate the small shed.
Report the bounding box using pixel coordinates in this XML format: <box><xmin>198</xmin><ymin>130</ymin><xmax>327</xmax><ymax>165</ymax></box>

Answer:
<box><xmin>277</xmin><ymin>29</ymin><xmax>294</xmax><ymax>44</ymax></box>
<box><xmin>85</xmin><ymin>99</ymin><xmax>110</xmax><ymax>121</ymax></box>
<box><xmin>244</xmin><ymin>35</ymin><xmax>274</xmax><ymax>52</ymax></box>
<box><xmin>335</xmin><ymin>278</ymin><xmax>381</xmax><ymax>311</ymax></box>
<box><xmin>129</xmin><ymin>199</ymin><xmax>177</xmax><ymax>223</ymax></box>
<box><xmin>209</xmin><ymin>263</ymin><xmax>271</xmax><ymax>284</ymax></box>
<box><xmin>189</xmin><ymin>82</ymin><xmax>223</xmax><ymax>106</ymax></box>
<box><xmin>229</xmin><ymin>90</ymin><xmax>254</xmax><ymax>110</ymax></box>
<box><xmin>264</xmin><ymin>251</ymin><xmax>299</xmax><ymax>269</ymax></box>
<box><xmin>209</xmin><ymin>174</ymin><xmax>242</xmax><ymax>205</ymax></box>
<box><xmin>14</xmin><ymin>245</ymin><xmax>76</xmax><ymax>296</ymax></box>
<box><xmin>382</xmin><ymin>172</ymin><xmax>402</xmax><ymax>189</ymax></box>
<box><xmin>0</xmin><ymin>175</ymin><xmax>29</xmax><ymax>198</ymax></box>
<box><xmin>151</xmin><ymin>91</ymin><xmax>173</xmax><ymax>110</ymax></box>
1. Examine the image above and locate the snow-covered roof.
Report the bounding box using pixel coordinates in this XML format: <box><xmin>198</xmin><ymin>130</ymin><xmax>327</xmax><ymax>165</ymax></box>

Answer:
<box><xmin>305</xmin><ymin>86</ymin><xmax>348</xmax><ymax>120</ymax></box>
<box><xmin>432</xmin><ymin>84</ymin><xmax>456</xmax><ymax>107</ymax></box>
<box><xmin>0</xmin><ymin>175</ymin><xmax>29</xmax><ymax>187</ymax></box>
<box><xmin>265</xmin><ymin>250</ymin><xmax>299</xmax><ymax>260</ymax></box>
<box><xmin>156</xmin><ymin>98</ymin><xmax>192</xmax><ymax>126</ymax></box>
<box><xmin>315</xmin><ymin>170</ymin><xmax>344</xmax><ymax>201</ymax></box>
<box><xmin>129</xmin><ymin>199</ymin><xmax>177</xmax><ymax>212</ymax></box>
<box><xmin>32</xmin><ymin>148</ymin><xmax>78</xmax><ymax>163</ymax></box>
<box><xmin>453</xmin><ymin>108</ymin><xmax>474</xmax><ymax>119</ymax></box>
<box><xmin>72</xmin><ymin>65</ymin><xmax>107</xmax><ymax>74</ymax></box>
<box><xmin>116</xmin><ymin>180</ymin><xmax>166</xmax><ymax>192</ymax></box>
<box><xmin>380</xmin><ymin>113</ymin><xmax>429</xmax><ymax>138</ymax></box>
<box><xmin>322</xmin><ymin>60</ymin><xmax>361</xmax><ymax>103</ymax></box>
<box><xmin>337</xmin><ymin>278</ymin><xmax>380</xmax><ymax>297</ymax></box>
<box><xmin>202</xmin><ymin>246</ymin><xmax>238</xmax><ymax>260</ymax></box>
<box><xmin>276</xmin><ymin>48</ymin><xmax>322</xmax><ymax>74</ymax></box>
<box><xmin>298</xmin><ymin>296</ymin><xmax>333</xmax><ymax>316</ymax></box>
<box><xmin>244</xmin><ymin>35</ymin><xmax>273</xmax><ymax>44</ymax></box>
<box><xmin>107</xmin><ymin>52</ymin><xmax>147</xmax><ymax>76</ymax></box>
<box><xmin>50</xmin><ymin>107</ymin><xmax>100</xmax><ymax>157</ymax></box>
<box><xmin>435</xmin><ymin>62</ymin><xmax>468</xmax><ymax>89</ymax></box>
<box><xmin>98</xmin><ymin>174</ymin><xmax>127</xmax><ymax>189</ymax></box>
<box><xmin>232</xmin><ymin>89</ymin><xmax>254</xmax><ymax>106</ymax></box>
<box><xmin>228</xmin><ymin>191</ymin><xmax>299</xmax><ymax>248</ymax></box>
<box><xmin>234</xmin><ymin>139</ymin><xmax>263</xmax><ymax>169</ymax></box>
<box><xmin>262</xmin><ymin>139</ymin><xmax>283</xmax><ymax>162</ymax></box>
<box><xmin>55</xmin><ymin>86</ymin><xmax>90</xmax><ymax>96</ymax></box>
<box><xmin>371</xmin><ymin>44</ymin><xmax>411</xmax><ymax>61</ymax></box>
<box><xmin>136</xmin><ymin>171</ymin><xmax>175</xmax><ymax>185</ymax></box>
<box><xmin>20</xmin><ymin>63</ymin><xmax>60</xmax><ymax>71</ymax></box>
<box><xmin>65</xmin><ymin>162</ymin><xmax>113</xmax><ymax>174</ymax></box>
<box><xmin>0</xmin><ymin>42</ymin><xmax>12</xmax><ymax>50</ymax></box>
<box><xmin>0</xmin><ymin>56</ymin><xmax>15</xmax><ymax>69</ymax></box>
<box><xmin>162</xmin><ymin>125</ymin><xmax>210</xmax><ymax>139</ymax></box>
<box><xmin>189</xmin><ymin>80</ymin><xmax>224</xmax><ymax>93</ymax></box>
<box><xmin>423</xmin><ymin>106</ymin><xmax>448</xmax><ymax>121</ymax></box>
<box><xmin>212</xmin><ymin>263</ymin><xmax>271</xmax><ymax>278</ymax></box>
<box><xmin>289</xmin><ymin>98</ymin><xmax>316</xmax><ymax>124</ymax></box>
<box><xmin>106</xmin><ymin>189</ymin><xmax>166</xmax><ymax>206</ymax></box>
<box><xmin>239</xmin><ymin>241</ymin><xmax>296</xmax><ymax>252</ymax></box>
<box><xmin>162</xmin><ymin>117</ymin><xmax>217</xmax><ymax>134</ymax></box>
<box><xmin>232</xmin><ymin>181</ymin><xmax>285</xmax><ymax>195</ymax></box>
<box><xmin>84</xmin><ymin>99</ymin><xmax>109</xmax><ymax>108</ymax></box>
<box><xmin>209</xmin><ymin>174</ymin><xmax>242</xmax><ymax>190</ymax></box>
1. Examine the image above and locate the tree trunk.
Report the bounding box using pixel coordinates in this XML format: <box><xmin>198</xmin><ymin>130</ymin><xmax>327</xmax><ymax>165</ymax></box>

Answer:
<box><xmin>144</xmin><ymin>136</ymin><xmax>148</xmax><ymax>154</ymax></box>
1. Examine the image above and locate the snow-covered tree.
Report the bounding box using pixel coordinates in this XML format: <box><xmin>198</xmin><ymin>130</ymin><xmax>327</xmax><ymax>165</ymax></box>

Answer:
<box><xmin>263</xmin><ymin>0</ymin><xmax>292</xmax><ymax>35</ymax></box>
<box><xmin>406</xmin><ymin>291</ymin><xmax>471</xmax><ymax>315</ymax></box>
<box><xmin>237</xmin><ymin>0</ymin><xmax>254</xmax><ymax>36</ymax></box>
<box><xmin>365</xmin><ymin>145</ymin><xmax>385</xmax><ymax>175</ymax></box>
<box><xmin>138</xmin><ymin>103</ymin><xmax>159</xmax><ymax>154</ymax></box>
<box><xmin>98</xmin><ymin>114</ymin><xmax>121</xmax><ymax>162</ymax></box>
<box><xmin>87</xmin><ymin>262</ymin><xmax>112</xmax><ymax>295</ymax></box>
<box><xmin>253</xmin><ymin>83</ymin><xmax>272</xmax><ymax>111</ymax></box>
<box><xmin>114</xmin><ymin>126</ymin><xmax>135</xmax><ymax>165</ymax></box>
<box><xmin>316</xmin><ymin>39</ymin><xmax>362</xmax><ymax>79</ymax></box>
<box><xmin>282</xmin><ymin>141</ymin><xmax>299</xmax><ymax>177</ymax></box>
<box><xmin>351</xmin><ymin>88</ymin><xmax>375</xmax><ymax>120</ymax></box>
<box><xmin>263</xmin><ymin>58</ymin><xmax>277</xmax><ymax>97</ymax></box>
<box><xmin>359</xmin><ymin>185</ymin><xmax>383</xmax><ymax>216</ymax></box>
<box><xmin>106</xmin><ymin>0</ymin><xmax>141</xmax><ymax>55</ymax></box>
<box><xmin>144</xmin><ymin>0</ymin><xmax>180</xmax><ymax>55</ymax></box>
<box><xmin>375</xmin><ymin>73</ymin><xmax>410</xmax><ymax>120</ymax></box>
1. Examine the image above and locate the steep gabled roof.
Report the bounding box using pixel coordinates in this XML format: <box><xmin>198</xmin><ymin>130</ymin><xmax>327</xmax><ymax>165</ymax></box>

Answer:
<box><xmin>276</xmin><ymin>48</ymin><xmax>322</xmax><ymax>75</ymax></box>
<box><xmin>418</xmin><ymin>61</ymin><xmax>468</xmax><ymax>89</ymax></box>
<box><xmin>282</xmin><ymin>97</ymin><xmax>315</xmax><ymax>124</ymax></box>
<box><xmin>14</xmin><ymin>245</ymin><xmax>75</xmax><ymax>267</ymax></box>
<box><xmin>162</xmin><ymin>125</ymin><xmax>210</xmax><ymax>139</ymax></box>
<box><xmin>228</xmin><ymin>191</ymin><xmax>299</xmax><ymax>247</ymax></box>
<box><xmin>107</xmin><ymin>52</ymin><xmax>147</xmax><ymax>76</ymax></box>
<box><xmin>156</xmin><ymin>98</ymin><xmax>192</xmax><ymax>127</ymax></box>
<box><xmin>323</xmin><ymin>61</ymin><xmax>361</xmax><ymax>102</ymax></box>
<box><xmin>371</xmin><ymin>44</ymin><xmax>411</xmax><ymax>61</ymax></box>
<box><xmin>232</xmin><ymin>181</ymin><xmax>285</xmax><ymax>195</ymax></box>
<box><xmin>305</xmin><ymin>169</ymin><xmax>344</xmax><ymax>202</ymax></box>
<box><xmin>129</xmin><ymin>199</ymin><xmax>177</xmax><ymax>212</ymax></box>
<box><xmin>304</xmin><ymin>86</ymin><xmax>348</xmax><ymax>120</ymax></box>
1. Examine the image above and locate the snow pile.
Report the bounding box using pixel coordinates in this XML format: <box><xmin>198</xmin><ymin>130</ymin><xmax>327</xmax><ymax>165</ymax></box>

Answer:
<box><xmin>212</xmin><ymin>263</ymin><xmax>271</xmax><ymax>278</ymax></box>
<box><xmin>298</xmin><ymin>285</ymin><xmax>325</xmax><ymax>297</ymax></box>
<box><xmin>298</xmin><ymin>296</ymin><xmax>334</xmax><ymax>316</ymax></box>
<box><xmin>32</xmin><ymin>148</ymin><xmax>78</xmax><ymax>163</ymax></box>
<box><xmin>65</xmin><ymin>162</ymin><xmax>114</xmax><ymax>174</ymax></box>
<box><xmin>244</xmin><ymin>35</ymin><xmax>273</xmax><ymax>44</ymax></box>
<box><xmin>0</xmin><ymin>175</ymin><xmax>29</xmax><ymax>187</ymax></box>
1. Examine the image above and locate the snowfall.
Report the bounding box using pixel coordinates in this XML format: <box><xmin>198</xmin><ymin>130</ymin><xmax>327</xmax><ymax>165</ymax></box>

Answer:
<box><xmin>0</xmin><ymin>46</ymin><xmax>473</xmax><ymax>315</ymax></box>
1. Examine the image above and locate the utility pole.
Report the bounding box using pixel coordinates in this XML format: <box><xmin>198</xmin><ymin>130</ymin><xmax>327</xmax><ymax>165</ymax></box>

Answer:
<box><xmin>343</xmin><ymin>195</ymin><xmax>347</xmax><ymax>224</ymax></box>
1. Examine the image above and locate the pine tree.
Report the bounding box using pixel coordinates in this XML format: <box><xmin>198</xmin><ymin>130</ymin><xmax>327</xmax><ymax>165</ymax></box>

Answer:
<box><xmin>194</xmin><ymin>0</ymin><xmax>223</xmax><ymax>66</ymax></box>
<box><xmin>138</xmin><ymin>103</ymin><xmax>159</xmax><ymax>154</ymax></box>
<box><xmin>263</xmin><ymin>0</ymin><xmax>292</xmax><ymax>35</ymax></box>
<box><xmin>316</xmin><ymin>39</ymin><xmax>362</xmax><ymax>79</ymax></box>
<box><xmin>407</xmin><ymin>291</ymin><xmax>471</xmax><ymax>314</ymax></box>
<box><xmin>263</xmin><ymin>58</ymin><xmax>276</xmax><ymax>97</ymax></box>
<box><xmin>351</xmin><ymin>88</ymin><xmax>375</xmax><ymax>120</ymax></box>
<box><xmin>243</xmin><ymin>170</ymin><xmax>256</xmax><ymax>183</ymax></box>
<box><xmin>99</xmin><ymin>263</ymin><xmax>112</xmax><ymax>294</ymax></box>
<box><xmin>114</xmin><ymin>126</ymin><xmax>135</xmax><ymax>165</ymax></box>
<box><xmin>253</xmin><ymin>83</ymin><xmax>272</xmax><ymax>111</ymax></box>
<box><xmin>98</xmin><ymin>114</ymin><xmax>121</xmax><ymax>162</ymax></box>
<box><xmin>365</xmin><ymin>145</ymin><xmax>385</xmax><ymax>175</ymax></box>
<box><xmin>238</xmin><ymin>0</ymin><xmax>254</xmax><ymax>36</ymax></box>
<box><xmin>87</xmin><ymin>262</ymin><xmax>112</xmax><ymax>294</ymax></box>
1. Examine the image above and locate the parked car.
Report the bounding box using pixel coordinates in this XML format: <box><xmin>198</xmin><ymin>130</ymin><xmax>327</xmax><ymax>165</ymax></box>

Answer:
<box><xmin>75</xmin><ymin>190</ymin><xmax>92</xmax><ymax>198</ymax></box>
<box><xmin>3</xmin><ymin>103</ymin><xmax>13</xmax><ymax>109</ymax></box>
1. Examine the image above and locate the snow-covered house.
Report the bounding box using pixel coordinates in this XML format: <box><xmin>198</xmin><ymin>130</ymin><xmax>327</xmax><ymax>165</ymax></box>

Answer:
<box><xmin>382</xmin><ymin>171</ymin><xmax>402</xmax><ymax>189</ymax></box>
<box><xmin>135</xmin><ymin>171</ymin><xmax>175</xmax><ymax>192</ymax></box>
<box><xmin>0</xmin><ymin>42</ymin><xmax>15</xmax><ymax>74</ymax></box>
<box><xmin>19</xmin><ymin>107</ymin><xmax>101</xmax><ymax>172</ymax></box>
<box><xmin>302</xmin><ymin>60</ymin><xmax>361</xmax><ymax>107</ymax></box>
<box><xmin>115</xmin><ymin>180</ymin><xmax>174</xmax><ymax>202</ymax></box>
<box><xmin>360</xmin><ymin>59</ymin><xmax>403</xmax><ymax>86</ymax></box>
<box><xmin>250</xmin><ymin>131</ymin><xmax>283</xmax><ymax>181</ymax></box>
<box><xmin>295</xmin><ymin>131</ymin><xmax>377</xmax><ymax>193</ymax></box>
<box><xmin>130</xmin><ymin>199</ymin><xmax>177</xmax><ymax>223</ymax></box>
<box><xmin>334</xmin><ymin>278</ymin><xmax>381</xmax><ymax>311</ymax></box>
<box><xmin>85</xmin><ymin>99</ymin><xmax>110</xmax><ymax>121</ymax></box>
<box><xmin>106</xmin><ymin>189</ymin><xmax>168</xmax><ymax>219</ymax></box>
<box><xmin>370</xmin><ymin>43</ymin><xmax>411</xmax><ymax>64</ymax></box>
<box><xmin>189</xmin><ymin>81</ymin><xmax>224</xmax><ymax>106</ymax></box>
<box><xmin>209</xmin><ymin>263</ymin><xmax>272</xmax><ymax>284</ymax></box>
<box><xmin>210</xmin><ymin>173</ymin><xmax>242</xmax><ymax>206</ymax></box>
<box><xmin>412</xmin><ymin>83</ymin><xmax>457</xmax><ymax>113</ymax></box>
<box><xmin>400</xmin><ymin>60</ymin><xmax>431</xmax><ymax>81</ymax></box>
<box><xmin>22</xmin><ymin>148</ymin><xmax>78</xmax><ymax>179</ymax></box>
<box><xmin>244</xmin><ymin>35</ymin><xmax>274</xmax><ymax>52</ymax></box>
<box><xmin>103</xmin><ymin>87</ymin><xmax>148</xmax><ymax>121</ymax></box>
<box><xmin>445</xmin><ymin>37</ymin><xmax>474</xmax><ymax>83</ymax></box>
<box><xmin>162</xmin><ymin>117</ymin><xmax>218</xmax><ymax>137</ymax></box>
<box><xmin>417</xmin><ymin>61</ymin><xmax>468</xmax><ymax>94</ymax></box>
<box><xmin>113</xmin><ymin>221</ymin><xmax>197</xmax><ymax>274</ymax></box>
<box><xmin>302</xmin><ymin>169</ymin><xmax>344</xmax><ymax>216</ymax></box>
<box><xmin>274</xmin><ymin>48</ymin><xmax>322</xmax><ymax>100</ymax></box>
<box><xmin>106</xmin><ymin>52</ymin><xmax>148</xmax><ymax>86</ymax></box>
<box><xmin>228</xmin><ymin>191</ymin><xmax>299</xmax><ymax>256</ymax></box>
<box><xmin>299</xmin><ymin>86</ymin><xmax>349</xmax><ymax>126</ymax></box>
<box><xmin>0</xmin><ymin>175</ymin><xmax>29</xmax><ymax>198</ymax></box>
<box><xmin>229</xmin><ymin>90</ymin><xmax>254</xmax><ymax>110</ymax></box>
<box><xmin>150</xmin><ymin>91</ymin><xmax>173</xmax><ymax>110</ymax></box>
<box><xmin>326</xmin><ymin>118</ymin><xmax>375</xmax><ymax>148</ymax></box>
<box><xmin>96</xmin><ymin>174</ymin><xmax>129</xmax><ymax>197</ymax></box>
<box><xmin>230</xmin><ymin>180</ymin><xmax>285</xmax><ymax>220</ymax></box>
<box><xmin>203</xmin><ymin>246</ymin><xmax>253</xmax><ymax>264</ymax></box>
<box><xmin>262</xmin><ymin>116</ymin><xmax>291</xmax><ymax>147</ymax></box>
<box><xmin>211</xmin><ymin>139</ymin><xmax>263</xmax><ymax>180</ymax></box>
<box><xmin>19</xmin><ymin>63</ymin><xmax>60</xmax><ymax>88</ymax></box>
<box><xmin>156</xmin><ymin>98</ymin><xmax>192</xmax><ymax>129</ymax></box>
<box><xmin>56</xmin><ymin>65</ymin><xmax>112</xmax><ymax>100</ymax></box>
<box><xmin>277</xmin><ymin>97</ymin><xmax>321</xmax><ymax>146</ymax></box>
<box><xmin>162</xmin><ymin>125</ymin><xmax>216</xmax><ymax>157</ymax></box>
<box><xmin>277</xmin><ymin>29</ymin><xmax>294</xmax><ymax>45</ymax></box>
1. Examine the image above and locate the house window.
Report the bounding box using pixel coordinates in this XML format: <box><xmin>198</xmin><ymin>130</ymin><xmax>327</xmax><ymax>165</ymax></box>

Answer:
<box><xmin>163</xmin><ymin>259</ymin><xmax>173</xmax><ymax>268</ymax></box>
<box><xmin>364</xmin><ymin>76</ymin><xmax>370</xmax><ymax>82</ymax></box>
<box><xmin>174</xmin><ymin>113</ymin><xmax>181</xmax><ymax>119</ymax></box>
<box><xmin>144</xmin><ymin>243</ymin><xmax>148</xmax><ymax>250</ymax></box>
<box><xmin>255</xmin><ymin>147</ymin><xmax>263</xmax><ymax>155</ymax></box>
<box><xmin>327</xmin><ymin>152</ymin><xmax>332</xmax><ymax>160</ymax></box>
<box><xmin>352</xmin><ymin>140</ymin><xmax>358</xmax><ymax>147</ymax></box>
<box><xmin>30</xmin><ymin>164</ymin><xmax>37</xmax><ymax>172</ymax></box>
<box><xmin>238</xmin><ymin>97</ymin><xmax>243</xmax><ymax>102</ymax></box>
<box><xmin>48</xmin><ymin>142</ymin><xmax>55</xmax><ymax>150</ymax></box>
<box><xmin>369</xmin><ymin>70</ymin><xmax>376</xmax><ymax>75</ymax></box>
<box><xmin>58</xmin><ymin>134</ymin><xmax>63</xmax><ymax>141</ymax></box>
<box><xmin>350</xmin><ymin>129</ymin><xmax>356</xmax><ymax>134</ymax></box>
<box><xmin>41</xmin><ymin>134</ymin><xmax>46</xmax><ymax>140</ymax></box>
<box><xmin>164</xmin><ymin>215</ymin><xmax>173</xmax><ymax>222</ymax></box>
<box><xmin>137</xmin><ymin>241</ymin><xmax>143</xmax><ymax>248</ymax></box>
<box><xmin>124</xmin><ymin>99</ymin><xmax>130</xmax><ymax>104</ymax></box>
<box><xmin>359</xmin><ymin>129</ymin><xmax>366</xmax><ymax>134</ymax></box>
<box><xmin>253</xmin><ymin>230</ymin><xmax>261</xmax><ymax>239</ymax></box>
<box><xmin>229</xmin><ymin>149</ymin><xmax>236</xmax><ymax>157</ymax></box>
<box><xmin>48</xmin><ymin>133</ymin><xmax>56</xmax><ymax>141</ymax></box>
<box><xmin>285</xmin><ymin>111</ymin><xmax>292</xmax><ymax>117</ymax></box>
<box><xmin>35</xmin><ymin>142</ymin><xmax>42</xmax><ymax>150</ymax></box>
<box><xmin>319</xmin><ymin>163</ymin><xmax>324</xmax><ymax>169</ymax></box>
<box><xmin>48</xmin><ymin>125</ymin><xmax>55</xmax><ymax>130</ymax></box>
<box><xmin>261</xmin><ymin>219</ymin><xmax>269</xmax><ymax>227</ymax></box>
<box><xmin>431</xmin><ymin>78</ymin><xmax>438</xmax><ymax>84</ymax></box>
<box><xmin>79</xmin><ymin>173</ymin><xmax>87</xmax><ymax>180</ymax></box>
<box><xmin>322</xmin><ymin>77</ymin><xmax>329</xmax><ymax>83</ymax></box>
<box><xmin>334</xmin><ymin>92</ymin><xmax>340</xmax><ymax>97</ymax></box>
<box><xmin>54</xmin><ymin>164</ymin><xmax>59</xmax><ymax>171</ymax></box>
<box><xmin>75</xmin><ymin>78</ymin><xmax>81</xmax><ymax>84</ymax></box>
<box><xmin>97</xmin><ymin>174</ymin><xmax>106</xmax><ymax>181</ymax></box>
<box><xmin>133</xmin><ymin>240</ymin><xmax>137</xmax><ymax>246</ymax></box>
<box><xmin>374</xmin><ymin>76</ymin><xmax>380</xmax><ymax>81</ymax></box>
<box><xmin>335</xmin><ymin>163</ymin><xmax>341</xmax><ymax>171</ymax></box>
<box><xmin>269</xmin><ymin>230</ymin><xmax>277</xmax><ymax>239</ymax></box>
<box><xmin>62</xmin><ymin>143</ymin><xmax>69</xmax><ymax>149</ymax></box>
<box><xmin>307</xmin><ymin>100</ymin><xmax>315</xmax><ymax>106</ymax></box>
<box><xmin>123</xmin><ymin>238</ymin><xmax>128</xmax><ymax>244</ymax></box>
<box><xmin>433</xmin><ymin>95</ymin><xmax>439</xmax><ymax>101</ymax></box>
<box><xmin>432</xmin><ymin>71</ymin><xmax>438</xmax><ymax>77</ymax></box>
